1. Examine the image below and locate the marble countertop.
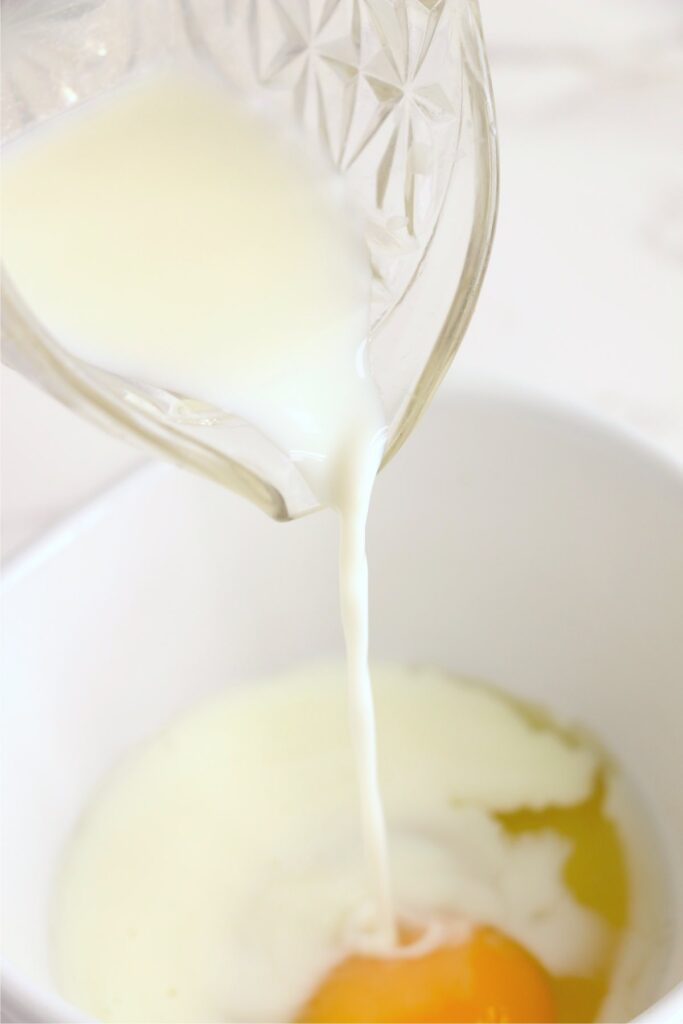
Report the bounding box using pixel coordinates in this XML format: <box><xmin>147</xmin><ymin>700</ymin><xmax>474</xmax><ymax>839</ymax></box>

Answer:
<box><xmin>2</xmin><ymin>0</ymin><xmax>682</xmax><ymax>559</ymax></box>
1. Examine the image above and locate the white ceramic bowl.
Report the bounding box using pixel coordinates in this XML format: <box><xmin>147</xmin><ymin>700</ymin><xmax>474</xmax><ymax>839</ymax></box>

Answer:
<box><xmin>2</xmin><ymin>381</ymin><xmax>682</xmax><ymax>1023</ymax></box>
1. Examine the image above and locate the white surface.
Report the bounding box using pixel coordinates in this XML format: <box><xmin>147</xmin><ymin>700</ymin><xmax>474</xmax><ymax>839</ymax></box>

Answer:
<box><xmin>2</xmin><ymin>385</ymin><xmax>682</xmax><ymax>1023</ymax></box>
<box><xmin>461</xmin><ymin>0</ymin><xmax>683</xmax><ymax>457</ymax></box>
<box><xmin>2</xmin><ymin>0</ymin><xmax>682</xmax><ymax>557</ymax></box>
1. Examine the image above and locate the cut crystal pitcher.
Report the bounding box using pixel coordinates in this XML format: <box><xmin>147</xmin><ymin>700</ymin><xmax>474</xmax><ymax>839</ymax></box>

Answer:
<box><xmin>1</xmin><ymin>0</ymin><xmax>498</xmax><ymax>520</ymax></box>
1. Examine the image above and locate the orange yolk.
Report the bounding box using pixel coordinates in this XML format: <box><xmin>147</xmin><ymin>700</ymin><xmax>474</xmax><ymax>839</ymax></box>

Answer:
<box><xmin>296</xmin><ymin>925</ymin><xmax>557</xmax><ymax>1023</ymax></box>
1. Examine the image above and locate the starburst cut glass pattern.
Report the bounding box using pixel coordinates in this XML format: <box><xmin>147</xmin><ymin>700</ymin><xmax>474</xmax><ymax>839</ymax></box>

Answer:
<box><xmin>1</xmin><ymin>0</ymin><xmax>497</xmax><ymax>520</ymax></box>
<box><xmin>179</xmin><ymin>0</ymin><xmax>481</xmax><ymax>323</ymax></box>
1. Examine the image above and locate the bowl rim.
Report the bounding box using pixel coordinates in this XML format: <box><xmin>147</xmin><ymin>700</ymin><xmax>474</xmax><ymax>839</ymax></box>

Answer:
<box><xmin>3</xmin><ymin>376</ymin><xmax>683</xmax><ymax>593</ymax></box>
<box><xmin>2</xmin><ymin>376</ymin><xmax>682</xmax><ymax>1023</ymax></box>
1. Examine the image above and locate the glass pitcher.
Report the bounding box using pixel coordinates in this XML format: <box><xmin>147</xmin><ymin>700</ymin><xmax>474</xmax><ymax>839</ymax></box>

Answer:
<box><xmin>1</xmin><ymin>0</ymin><xmax>498</xmax><ymax>521</ymax></box>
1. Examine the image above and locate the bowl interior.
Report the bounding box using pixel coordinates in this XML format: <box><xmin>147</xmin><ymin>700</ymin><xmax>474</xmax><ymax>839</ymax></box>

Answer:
<box><xmin>2</xmin><ymin>382</ymin><xmax>683</xmax><ymax>1022</ymax></box>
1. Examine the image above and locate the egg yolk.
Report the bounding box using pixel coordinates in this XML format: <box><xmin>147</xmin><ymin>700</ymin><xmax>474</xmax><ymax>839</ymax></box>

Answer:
<box><xmin>296</xmin><ymin>925</ymin><xmax>556</xmax><ymax>1023</ymax></box>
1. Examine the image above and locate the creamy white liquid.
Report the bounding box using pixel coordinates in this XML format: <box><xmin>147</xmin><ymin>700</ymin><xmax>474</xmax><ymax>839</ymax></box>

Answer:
<box><xmin>53</xmin><ymin>663</ymin><xmax>663</xmax><ymax>1023</ymax></box>
<box><xmin>2</xmin><ymin>73</ymin><xmax>393</xmax><ymax>938</ymax></box>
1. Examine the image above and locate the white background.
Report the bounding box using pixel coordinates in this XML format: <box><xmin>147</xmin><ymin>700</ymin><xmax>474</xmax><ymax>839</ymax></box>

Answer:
<box><xmin>2</xmin><ymin>0</ymin><xmax>682</xmax><ymax>558</ymax></box>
